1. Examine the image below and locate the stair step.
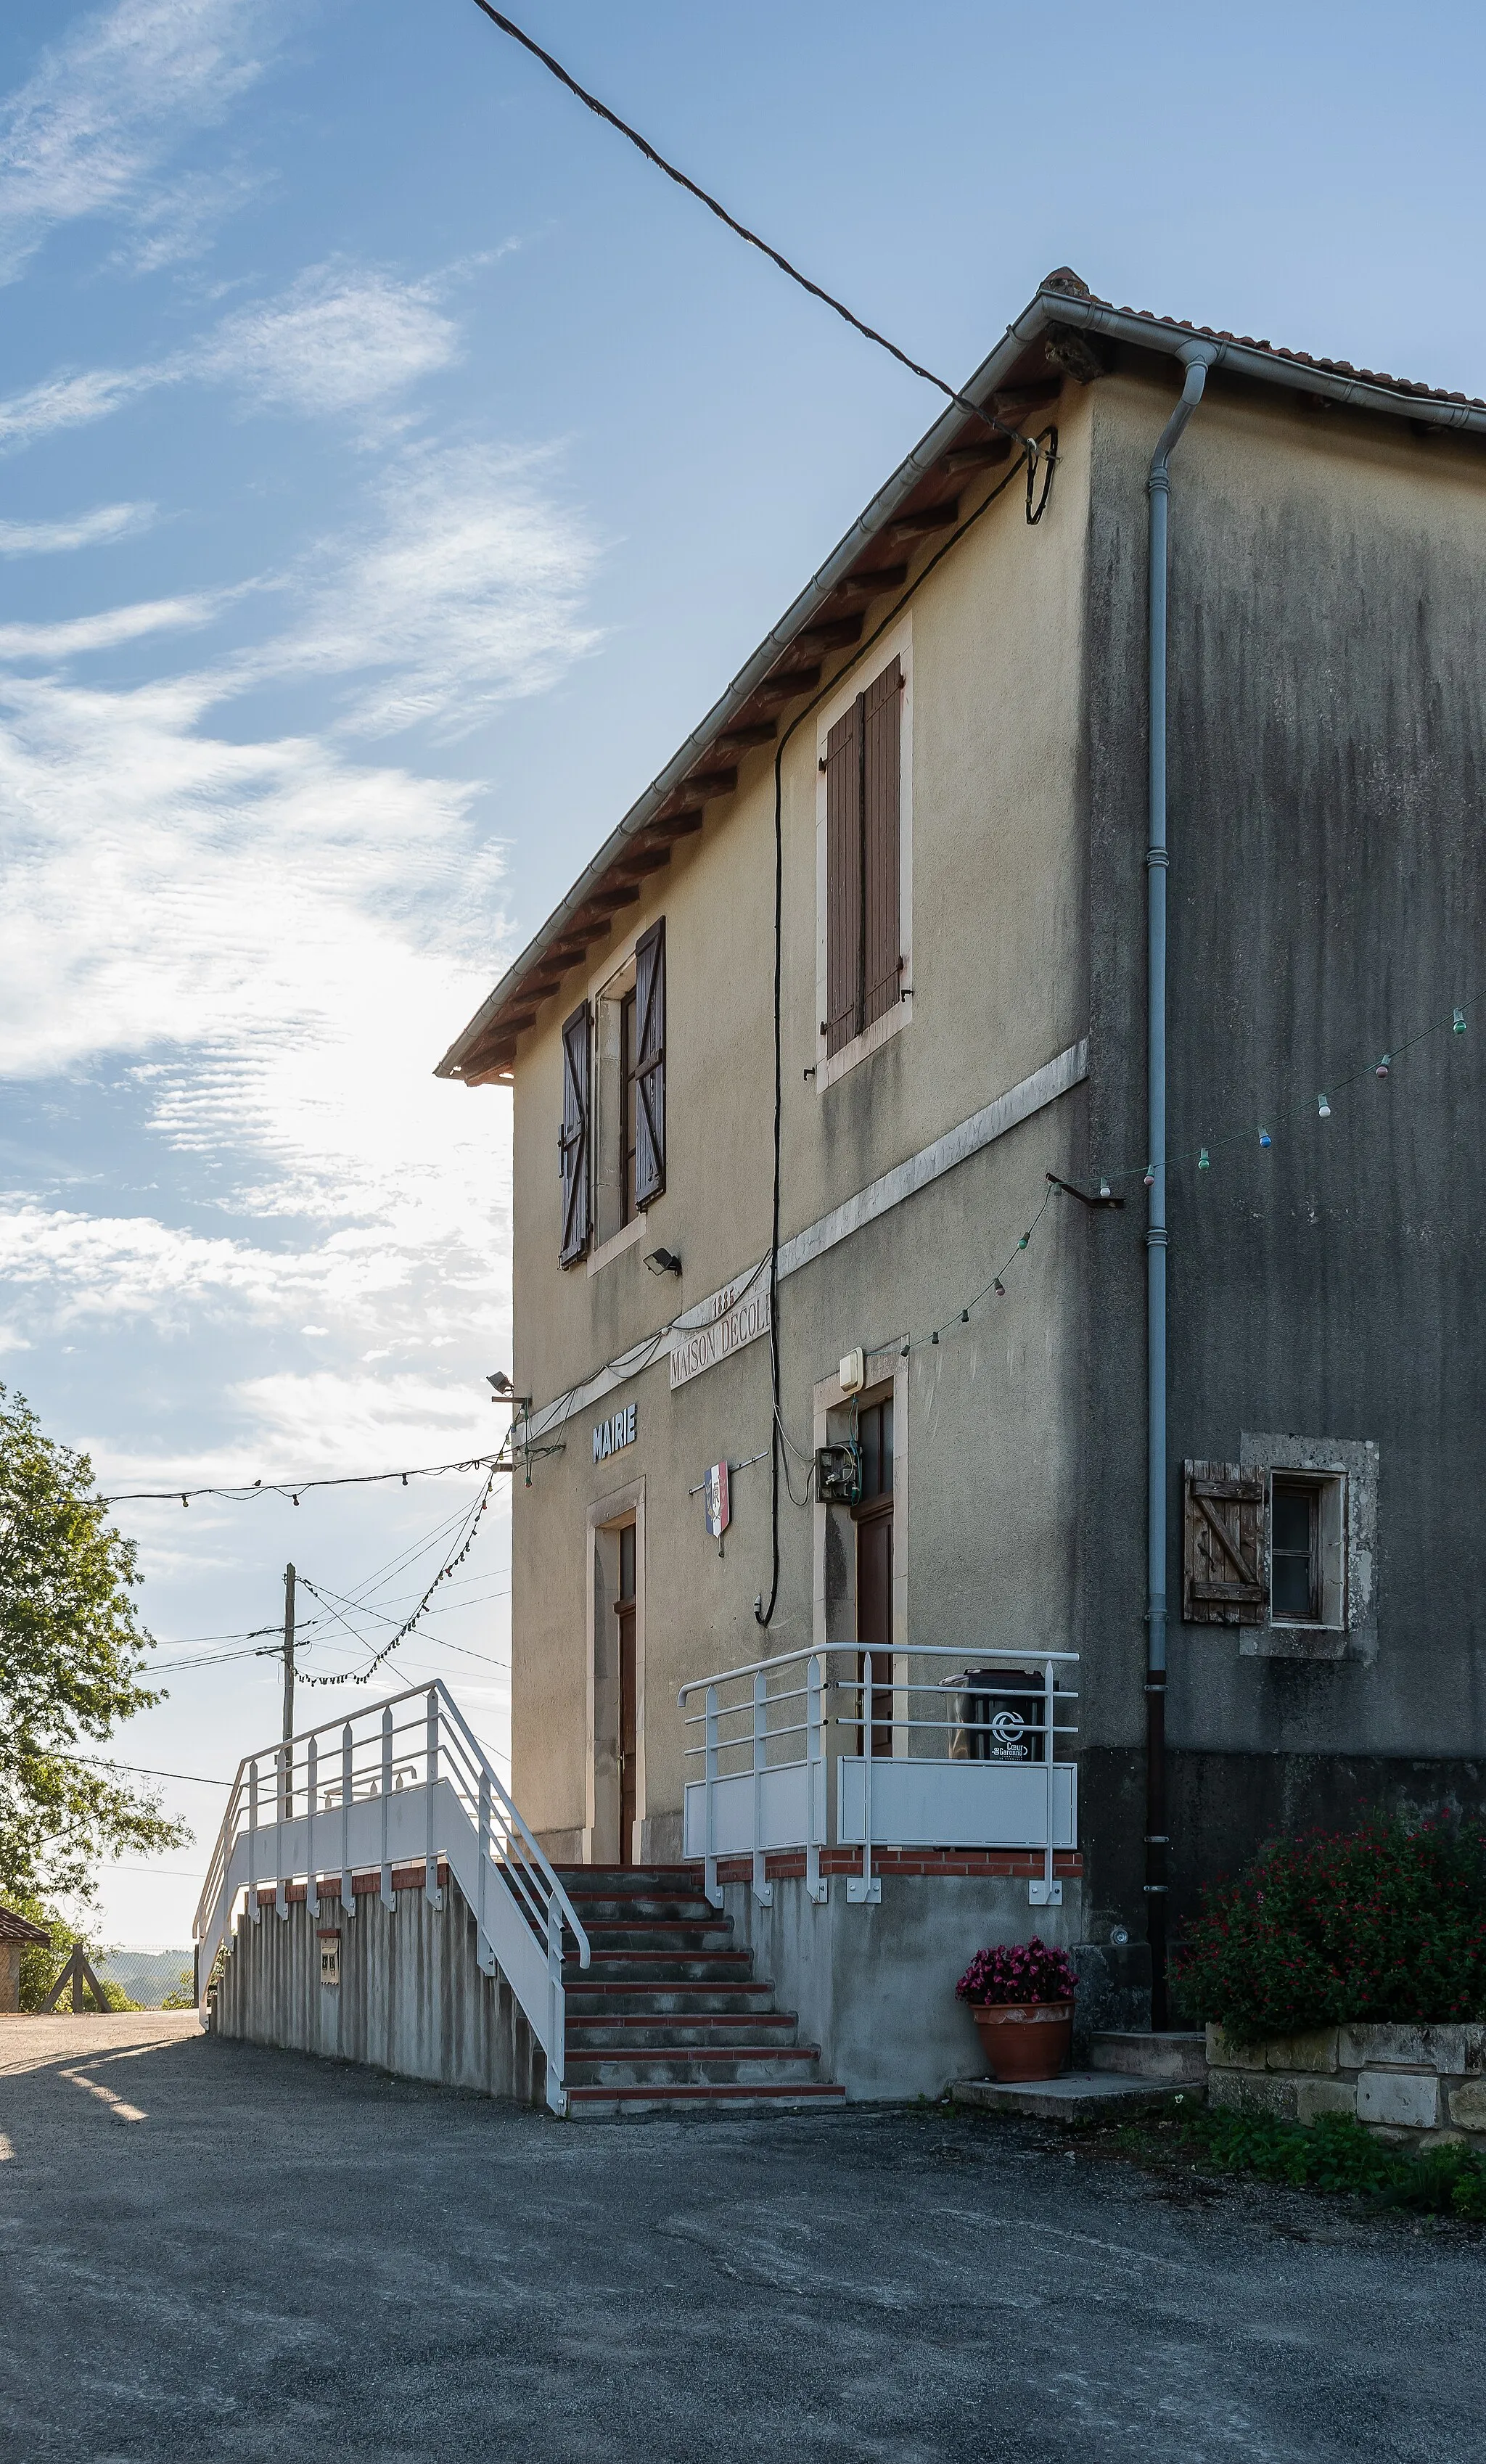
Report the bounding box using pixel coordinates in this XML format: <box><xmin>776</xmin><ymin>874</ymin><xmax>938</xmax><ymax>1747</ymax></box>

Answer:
<box><xmin>569</xmin><ymin>1955</ymin><xmax>752</xmax><ymax>1984</ymax></box>
<box><xmin>575</xmin><ymin>1922</ymin><xmax>737</xmax><ymax>1952</ymax></box>
<box><xmin>565</xmin><ymin>2082</ymin><xmax>847</xmax><ymax>2119</ymax></box>
<box><xmin>561</xmin><ymin>1895</ymin><xmax>718</xmax><ymax>1924</ymax></box>
<box><xmin>566</xmin><ymin>2049</ymin><xmax>824</xmax><ymax>2087</ymax></box>
<box><xmin>1090</xmin><ymin>2030</ymin><xmax>1207</xmax><ymax>2084</ymax></box>
<box><xmin>566</xmin><ymin>1984</ymin><xmax>777</xmax><ymax>2016</ymax></box>
<box><xmin>568</xmin><ymin>2016</ymin><xmax>800</xmax><ymax>2050</ymax></box>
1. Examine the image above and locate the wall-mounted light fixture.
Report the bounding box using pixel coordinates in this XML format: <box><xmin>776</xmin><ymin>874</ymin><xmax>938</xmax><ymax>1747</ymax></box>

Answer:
<box><xmin>486</xmin><ymin>1371</ymin><xmax>513</xmax><ymax>1395</ymax></box>
<box><xmin>645</xmin><ymin>1247</ymin><xmax>683</xmax><ymax>1277</ymax></box>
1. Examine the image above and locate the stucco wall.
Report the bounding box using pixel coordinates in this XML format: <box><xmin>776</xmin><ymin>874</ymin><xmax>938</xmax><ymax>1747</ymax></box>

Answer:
<box><xmin>1080</xmin><ymin>363</ymin><xmax>1486</xmax><ymax>1923</ymax></box>
<box><xmin>506</xmin><ymin>387</ymin><xmax>1098</xmax><ymax>1852</ymax></box>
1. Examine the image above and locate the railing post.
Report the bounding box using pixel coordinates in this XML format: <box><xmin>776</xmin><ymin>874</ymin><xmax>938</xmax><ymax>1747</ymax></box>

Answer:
<box><xmin>380</xmin><ymin>1704</ymin><xmax>395</xmax><ymax>1909</ymax></box>
<box><xmin>424</xmin><ymin>1688</ymin><xmax>442</xmax><ymax>1909</ymax></box>
<box><xmin>248</xmin><ymin>1758</ymin><xmax>261</xmax><ymax>1925</ymax></box>
<box><xmin>751</xmin><ymin>1667</ymin><xmax>773</xmax><ymax>1907</ymax></box>
<box><xmin>1030</xmin><ymin>1655</ymin><xmax>1062</xmax><ymax>1907</ymax></box>
<box><xmin>477</xmin><ymin>1766</ymin><xmax>494</xmax><ymax>1970</ymax></box>
<box><xmin>274</xmin><ymin>1749</ymin><xmax>288</xmax><ymax>1921</ymax></box>
<box><xmin>703</xmin><ymin>1683</ymin><xmax>722</xmax><ymax>1910</ymax></box>
<box><xmin>306</xmin><ymin>1735</ymin><xmax>319</xmax><ymax>1923</ymax></box>
<box><xmin>546</xmin><ymin>1898</ymin><xmax>566</xmax><ymax>2116</ymax></box>
<box><xmin>340</xmin><ymin>1723</ymin><xmax>355</xmax><ymax>1917</ymax></box>
<box><xmin>805</xmin><ymin>1651</ymin><xmax>827</xmax><ymax>1905</ymax></box>
<box><xmin>847</xmin><ymin>1651</ymin><xmax>882</xmax><ymax>1905</ymax></box>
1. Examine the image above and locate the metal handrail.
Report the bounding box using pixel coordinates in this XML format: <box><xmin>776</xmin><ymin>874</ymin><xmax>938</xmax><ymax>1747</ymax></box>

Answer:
<box><xmin>192</xmin><ymin>1681</ymin><xmax>589</xmax><ymax>2113</ymax></box>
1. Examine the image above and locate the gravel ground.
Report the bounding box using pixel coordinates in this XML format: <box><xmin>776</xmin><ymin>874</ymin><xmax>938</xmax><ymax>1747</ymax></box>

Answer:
<box><xmin>1</xmin><ymin>2013</ymin><xmax>1482</xmax><ymax>2463</ymax></box>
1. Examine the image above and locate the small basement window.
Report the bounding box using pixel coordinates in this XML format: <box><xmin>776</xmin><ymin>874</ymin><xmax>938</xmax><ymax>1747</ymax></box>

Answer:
<box><xmin>1270</xmin><ymin>1471</ymin><xmax>1346</xmax><ymax>1629</ymax></box>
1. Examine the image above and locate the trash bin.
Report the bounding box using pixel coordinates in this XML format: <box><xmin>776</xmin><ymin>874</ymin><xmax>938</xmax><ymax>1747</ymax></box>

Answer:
<box><xmin>951</xmin><ymin>1667</ymin><xmax>1047</xmax><ymax>1762</ymax></box>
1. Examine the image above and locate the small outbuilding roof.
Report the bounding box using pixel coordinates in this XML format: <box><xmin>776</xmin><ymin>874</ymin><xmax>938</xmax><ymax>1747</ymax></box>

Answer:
<box><xmin>0</xmin><ymin>1906</ymin><xmax>52</xmax><ymax>1946</ymax></box>
<box><xmin>436</xmin><ymin>268</ymin><xmax>1486</xmax><ymax>1088</ymax></box>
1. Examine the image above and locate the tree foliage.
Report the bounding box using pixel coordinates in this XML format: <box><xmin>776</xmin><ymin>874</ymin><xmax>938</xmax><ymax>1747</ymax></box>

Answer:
<box><xmin>0</xmin><ymin>1386</ymin><xmax>189</xmax><ymax>1902</ymax></box>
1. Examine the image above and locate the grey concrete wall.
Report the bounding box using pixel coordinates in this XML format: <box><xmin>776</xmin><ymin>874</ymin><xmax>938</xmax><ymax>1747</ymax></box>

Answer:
<box><xmin>1081</xmin><ymin>361</ymin><xmax>1486</xmax><ymax>1926</ymax></box>
<box><xmin>722</xmin><ymin>1873</ymin><xmax>1089</xmax><ymax>2100</ymax></box>
<box><xmin>213</xmin><ymin>1881</ymin><xmax>546</xmax><ymax>2106</ymax></box>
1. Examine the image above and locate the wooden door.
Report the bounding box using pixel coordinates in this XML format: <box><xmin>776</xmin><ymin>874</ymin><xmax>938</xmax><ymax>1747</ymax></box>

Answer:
<box><xmin>616</xmin><ymin>1521</ymin><xmax>637</xmax><ymax>1865</ymax></box>
<box><xmin>853</xmin><ymin>1396</ymin><xmax>894</xmax><ymax>1756</ymax></box>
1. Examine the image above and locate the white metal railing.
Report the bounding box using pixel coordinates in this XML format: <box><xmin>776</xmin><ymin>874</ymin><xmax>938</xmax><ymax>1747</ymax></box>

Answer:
<box><xmin>678</xmin><ymin>1645</ymin><xmax>1077</xmax><ymax>1909</ymax></box>
<box><xmin>192</xmin><ymin>1683</ymin><xmax>590</xmax><ymax>2114</ymax></box>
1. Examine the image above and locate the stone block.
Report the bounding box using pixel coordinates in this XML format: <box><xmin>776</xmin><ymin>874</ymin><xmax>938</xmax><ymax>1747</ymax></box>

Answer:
<box><xmin>1264</xmin><ymin>2028</ymin><xmax>1339</xmax><ymax>2075</ymax></box>
<box><xmin>1338</xmin><ymin>2022</ymin><xmax>1481</xmax><ymax>2074</ymax></box>
<box><xmin>1296</xmin><ymin>2077</ymin><xmax>1357</xmax><ymax>2124</ymax></box>
<box><xmin>1206</xmin><ymin>2023</ymin><xmax>1265</xmax><ymax>2072</ymax></box>
<box><xmin>1447</xmin><ymin>2079</ymin><xmax>1486</xmax><ymax>2132</ymax></box>
<box><xmin>1356</xmin><ymin>2069</ymin><xmax>1439</xmax><ymax>2130</ymax></box>
<box><xmin>1209</xmin><ymin>2069</ymin><xmax>1298</xmax><ymax>2122</ymax></box>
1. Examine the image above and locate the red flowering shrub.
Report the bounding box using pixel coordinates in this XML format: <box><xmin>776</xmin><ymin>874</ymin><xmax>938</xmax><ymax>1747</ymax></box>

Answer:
<box><xmin>956</xmin><ymin>1937</ymin><xmax>1077</xmax><ymax>2006</ymax></box>
<box><xmin>1176</xmin><ymin>1816</ymin><xmax>1486</xmax><ymax>2047</ymax></box>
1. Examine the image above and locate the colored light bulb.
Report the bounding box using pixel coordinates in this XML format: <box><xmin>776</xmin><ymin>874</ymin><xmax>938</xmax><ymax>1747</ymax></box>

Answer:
<box><xmin>1375</xmin><ymin>1054</ymin><xmax>1391</xmax><ymax>1077</ymax></box>
<box><xmin>1099</xmin><ymin>1178</ymin><xmax>1112</xmax><ymax>1199</ymax></box>
<box><xmin>1018</xmin><ymin>1233</ymin><xmax>1029</xmax><ymax>1249</ymax></box>
<box><xmin>1198</xmin><ymin>1147</ymin><xmax>1210</xmax><ymax>1172</ymax></box>
<box><xmin>1454</xmin><ymin>1008</ymin><xmax>1467</xmax><ymax>1035</ymax></box>
<box><xmin>1318</xmin><ymin>1093</ymin><xmax>1331</xmax><ymax>1120</ymax></box>
<box><xmin>1144</xmin><ymin>1165</ymin><xmax>1155</xmax><ymax>1187</ymax></box>
<box><xmin>1258</xmin><ymin>1128</ymin><xmax>1272</xmax><ymax>1149</ymax></box>
<box><xmin>993</xmin><ymin>1279</ymin><xmax>1005</xmax><ymax>1297</ymax></box>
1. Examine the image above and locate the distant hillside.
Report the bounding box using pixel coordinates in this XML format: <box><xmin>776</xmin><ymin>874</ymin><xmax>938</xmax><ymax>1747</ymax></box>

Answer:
<box><xmin>96</xmin><ymin>1949</ymin><xmax>193</xmax><ymax>2009</ymax></box>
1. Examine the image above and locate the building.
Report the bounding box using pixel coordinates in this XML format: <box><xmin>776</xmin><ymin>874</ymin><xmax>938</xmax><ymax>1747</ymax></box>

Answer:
<box><xmin>436</xmin><ymin>268</ymin><xmax>1485</xmax><ymax>2096</ymax></box>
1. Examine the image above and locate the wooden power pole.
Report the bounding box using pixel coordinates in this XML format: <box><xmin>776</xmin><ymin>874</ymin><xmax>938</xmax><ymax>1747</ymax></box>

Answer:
<box><xmin>282</xmin><ymin>1562</ymin><xmax>297</xmax><ymax>1811</ymax></box>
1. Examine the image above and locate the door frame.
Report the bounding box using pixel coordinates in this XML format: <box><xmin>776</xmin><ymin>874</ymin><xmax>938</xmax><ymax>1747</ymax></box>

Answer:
<box><xmin>585</xmin><ymin>1476</ymin><xmax>646</xmax><ymax>1865</ymax></box>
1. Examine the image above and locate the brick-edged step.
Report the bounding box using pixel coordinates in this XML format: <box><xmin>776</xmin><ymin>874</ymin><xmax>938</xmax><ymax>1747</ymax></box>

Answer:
<box><xmin>565</xmin><ymin>2081</ymin><xmax>847</xmax><ymax>2119</ymax></box>
<box><xmin>554</xmin><ymin>1864</ymin><xmax>844</xmax><ymax>2121</ymax></box>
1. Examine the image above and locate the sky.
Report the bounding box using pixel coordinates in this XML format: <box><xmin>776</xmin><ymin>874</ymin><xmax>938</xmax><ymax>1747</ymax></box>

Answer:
<box><xmin>2</xmin><ymin>0</ymin><xmax>1485</xmax><ymax>1950</ymax></box>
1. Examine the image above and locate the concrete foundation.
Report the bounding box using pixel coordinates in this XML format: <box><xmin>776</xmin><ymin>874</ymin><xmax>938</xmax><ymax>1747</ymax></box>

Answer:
<box><xmin>212</xmin><ymin>1871</ymin><xmax>546</xmax><ymax>2106</ymax></box>
<box><xmin>1205</xmin><ymin>2021</ymin><xmax>1486</xmax><ymax>2151</ymax></box>
<box><xmin>721</xmin><ymin>1871</ymin><xmax>1098</xmax><ymax>2100</ymax></box>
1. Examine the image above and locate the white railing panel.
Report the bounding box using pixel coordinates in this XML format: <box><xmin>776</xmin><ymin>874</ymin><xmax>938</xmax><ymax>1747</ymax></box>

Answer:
<box><xmin>683</xmin><ymin>1762</ymin><xmax>810</xmax><ymax>1859</ymax></box>
<box><xmin>836</xmin><ymin>1756</ymin><xmax>1077</xmax><ymax>1852</ymax></box>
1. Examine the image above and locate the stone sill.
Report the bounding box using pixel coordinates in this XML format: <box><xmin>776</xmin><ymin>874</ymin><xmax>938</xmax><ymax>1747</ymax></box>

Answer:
<box><xmin>1206</xmin><ymin>2020</ymin><xmax>1486</xmax><ymax>2145</ymax></box>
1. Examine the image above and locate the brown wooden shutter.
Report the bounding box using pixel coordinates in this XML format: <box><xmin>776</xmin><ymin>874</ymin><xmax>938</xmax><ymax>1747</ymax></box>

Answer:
<box><xmin>861</xmin><ymin>655</ymin><xmax>902</xmax><ymax>1031</ymax></box>
<box><xmin>558</xmin><ymin>999</ymin><xmax>591</xmax><ymax>1268</ymax></box>
<box><xmin>633</xmin><ymin>918</ymin><xmax>666</xmax><ymax>1207</ymax></box>
<box><xmin>1183</xmin><ymin>1461</ymin><xmax>1267</xmax><ymax>1624</ymax></box>
<box><xmin>824</xmin><ymin>698</ymin><xmax>861</xmax><ymax>1056</ymax></box>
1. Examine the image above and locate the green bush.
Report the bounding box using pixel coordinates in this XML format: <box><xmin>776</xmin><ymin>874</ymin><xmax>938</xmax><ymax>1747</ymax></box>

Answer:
<box><xmin>1188</xmin><ymin>2108</ymin><xmax>1486</xmax><ymax>2220</ymax></box>
<box><xmin>1175</xmin><ymin>1816</ymin><xmax>1486</xmax><ymax>2045</ymax></box>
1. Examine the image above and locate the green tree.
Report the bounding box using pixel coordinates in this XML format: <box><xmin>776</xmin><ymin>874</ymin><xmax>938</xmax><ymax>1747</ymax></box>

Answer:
<box><xmin>0</xmin><ymin>1386</ymin><xmax>189</xmax><ymax>1904</ymax></box>
<box><xmin>1</xmin><ymin>1893</ymin><xmax>140</xmax><ymax>2011</ymax></box>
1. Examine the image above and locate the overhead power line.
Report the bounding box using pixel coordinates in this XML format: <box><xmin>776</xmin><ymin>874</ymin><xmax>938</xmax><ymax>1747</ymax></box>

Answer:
<box><xmin>100</xmin><ymin>1447</ymin><xmax>511</xmax><ymax>1509</ymax></box>
<box><xmin>467</xmin><ymin>4</ymin><xmax>1033</xmax><ymax>460</ymax></box>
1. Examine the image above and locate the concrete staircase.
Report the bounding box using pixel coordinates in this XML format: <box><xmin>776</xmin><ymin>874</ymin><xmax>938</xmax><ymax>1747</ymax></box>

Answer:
<box><xmin>555</xmin><ymin>1867</ymin><xmax>845</xmax><ymax>2119</ymax></box>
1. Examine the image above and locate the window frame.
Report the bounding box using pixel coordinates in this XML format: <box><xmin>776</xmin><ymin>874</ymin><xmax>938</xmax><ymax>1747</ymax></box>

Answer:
<box><xmin>814</xmin><ymin>616</ymin><xmax>913</xmax><ymax>1093</ymax></box>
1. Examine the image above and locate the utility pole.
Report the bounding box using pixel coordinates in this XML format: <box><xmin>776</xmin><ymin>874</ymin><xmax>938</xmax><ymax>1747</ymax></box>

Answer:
<box><xmin>282</xmin><ymin>1562</ymin><xmax>296</xmax><ymax>1812</ymax></box>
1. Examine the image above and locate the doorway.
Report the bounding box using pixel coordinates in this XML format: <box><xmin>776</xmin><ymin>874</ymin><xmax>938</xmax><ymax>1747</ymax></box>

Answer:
<box><xmin>853</xmin><ymin>1394</ymin><xmax>894</xmax><ymax>1755</ymax></box>
<box><xmin>616</xmin><ymin>1520</ymin><xmax>637</xmax><ymax>1865</ymax></box>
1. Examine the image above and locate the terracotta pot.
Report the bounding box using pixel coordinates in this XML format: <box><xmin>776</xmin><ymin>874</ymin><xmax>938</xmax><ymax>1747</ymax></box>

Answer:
<box><xmin>971</xmin><ymin>1998</ymin><xmax>1075</xmax><ymax>2082</ymax></box>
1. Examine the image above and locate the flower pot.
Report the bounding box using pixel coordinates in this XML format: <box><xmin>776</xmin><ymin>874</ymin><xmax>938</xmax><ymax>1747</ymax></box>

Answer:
<box><xmin>972</xmin><ymin>1998</ymin><xmax>1075</xmax><ymax>2082</ymax></box>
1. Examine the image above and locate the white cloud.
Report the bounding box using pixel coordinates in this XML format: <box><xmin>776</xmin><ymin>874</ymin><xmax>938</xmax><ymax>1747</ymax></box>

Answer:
<box><xmin>0</xmin><ymin>500</ymin><xmax>155</xmax><ymax>555</ymax></box>
<box><xmin>0</xmin><ymin>263</ymin><xmax>462</xmax><ymax>453</ymax></box>
<box><xmin>0</xmin><ymin>592</ymin><xmax>225</xmax><ymax>661</ymax></box>
<box><xmin>0</xmin><ymin>0</ymin><xmax>279</xmax><ymax>281</ymax></box>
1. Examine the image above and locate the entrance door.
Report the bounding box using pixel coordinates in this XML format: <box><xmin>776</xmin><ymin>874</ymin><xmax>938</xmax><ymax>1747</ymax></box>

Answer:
<box><xmin>853</xmin><ymin>1396</ymin><xmax>894</xmax><ymax>1756</ymax></box>
<box><xmin>616</xmin><ymin>1521</ymin><xmax>637</xmax><ymax>1865</ymax></box>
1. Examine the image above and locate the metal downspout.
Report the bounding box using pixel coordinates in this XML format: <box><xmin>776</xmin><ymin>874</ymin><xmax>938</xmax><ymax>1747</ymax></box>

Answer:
<box><xmin>1145</xmin><ymin>344</ymin><xmax>1215</xmax><ymax>2029</ymax></box>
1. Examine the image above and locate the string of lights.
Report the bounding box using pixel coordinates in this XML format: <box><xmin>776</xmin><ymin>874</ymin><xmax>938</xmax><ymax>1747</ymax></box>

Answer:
<box><xmin>99</xmin><ymin>1446</ymin><xmax>511</xmax><ymax>1511</ymax></box>
<box><xmin>297</xmin><ymin>1466</ymin><xmax>500</xmax><ymax>1690</ymax></box>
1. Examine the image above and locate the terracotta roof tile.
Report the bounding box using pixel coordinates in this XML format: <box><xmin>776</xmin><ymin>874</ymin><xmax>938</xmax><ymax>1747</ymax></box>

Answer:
<box><xmin>1098</xmin><ymin>290</ymin><xmax>1486</xmax><ymax>410</ymax></box>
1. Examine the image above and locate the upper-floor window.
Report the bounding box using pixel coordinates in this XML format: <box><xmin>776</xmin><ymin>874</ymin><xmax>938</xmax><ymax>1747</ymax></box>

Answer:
<box><xmin>824</xmin><ymin>654</ymin><xmax>903</xmax><ymax>1057</ymax></box>
<box><xmin>559</xmin><ymin>919</ymin><xmax>666</xmax><ymax>1268</ymax></box>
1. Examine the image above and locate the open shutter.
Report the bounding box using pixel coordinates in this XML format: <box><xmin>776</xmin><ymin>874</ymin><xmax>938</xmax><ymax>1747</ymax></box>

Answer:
<box><xmin>824</xmin><ymin>698</ymin><xmax>861</xmax><ymax>1056</ymax></box>
<box><xmin>1183</xmin><ymin>1461</ymin><xmax>1267</xmax><ymax>1624</ymax></box>
<box><xmin>861</xmin><ymin>656</ymin><xmax>902</xmax><ymax>1031</ymax></box>
<box><xmin>558</xmin><ymin>999</ymin><xmax>591</xmax><ymax>1268</ymax></box>
<box><xmin>633</xmin><ymin>918</ymin><xmax>666</xmax><ymax>1207</ymax></box>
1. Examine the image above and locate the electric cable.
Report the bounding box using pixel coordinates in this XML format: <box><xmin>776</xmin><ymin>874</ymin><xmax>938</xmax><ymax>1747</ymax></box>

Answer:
<box><xmin>99</xmin><ymin>1446</ymin><xmax>511</xmax><ymax>1508</ymax></box>
<box><xmin>468</xmin><ymin>4</ymin><xmax>1037</xmax><ymax>466</ymax></box>
<box><xmin>297</xmin><ymin>1467</ymin><xmax>499</xmax><ymax>1688</ymax></box>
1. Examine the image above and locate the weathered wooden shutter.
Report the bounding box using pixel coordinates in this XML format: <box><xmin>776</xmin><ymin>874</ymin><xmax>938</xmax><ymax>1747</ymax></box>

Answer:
<box><xmin>824</xmin><ymin>698</ymin><xmax>861</xmax><ymax>1056</ymax></box>
<box><xmin>558</xmin><ymin>999</ymin><xmax>591</xmax><ymax>1268</ymax></box>
<box><xmin>633</xmin><ymin>918</ymin><xmax>666</xmax><ymax>1207</ymax></box>
<box><xmin>861</xmin><ymin>655</ymin><xmax>902</xmax><ymax>1031</ymax></box>
<box><xmin>1183</xmin><ymin>1461</ymin><xmax>1267</xmax><ymax>1624</ymax></box>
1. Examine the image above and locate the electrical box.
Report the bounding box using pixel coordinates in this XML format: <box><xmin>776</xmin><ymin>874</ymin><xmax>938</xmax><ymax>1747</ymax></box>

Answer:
<box><xmin>816</xmin><ymin>1442</ymin><xmax>862</xmax><ymax>1506</ymax></box>
<box><xmin>839</xmin><ymin>1347</ymin><xmax>865</xmax><ymax>1396</ymax></box>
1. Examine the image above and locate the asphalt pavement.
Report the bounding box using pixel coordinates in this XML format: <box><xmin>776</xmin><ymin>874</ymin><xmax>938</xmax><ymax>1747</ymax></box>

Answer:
<box><xmin>1</xmin><ymin>2012</ymin><xmax>1481</xmax><ymax>2463</ymax></box>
